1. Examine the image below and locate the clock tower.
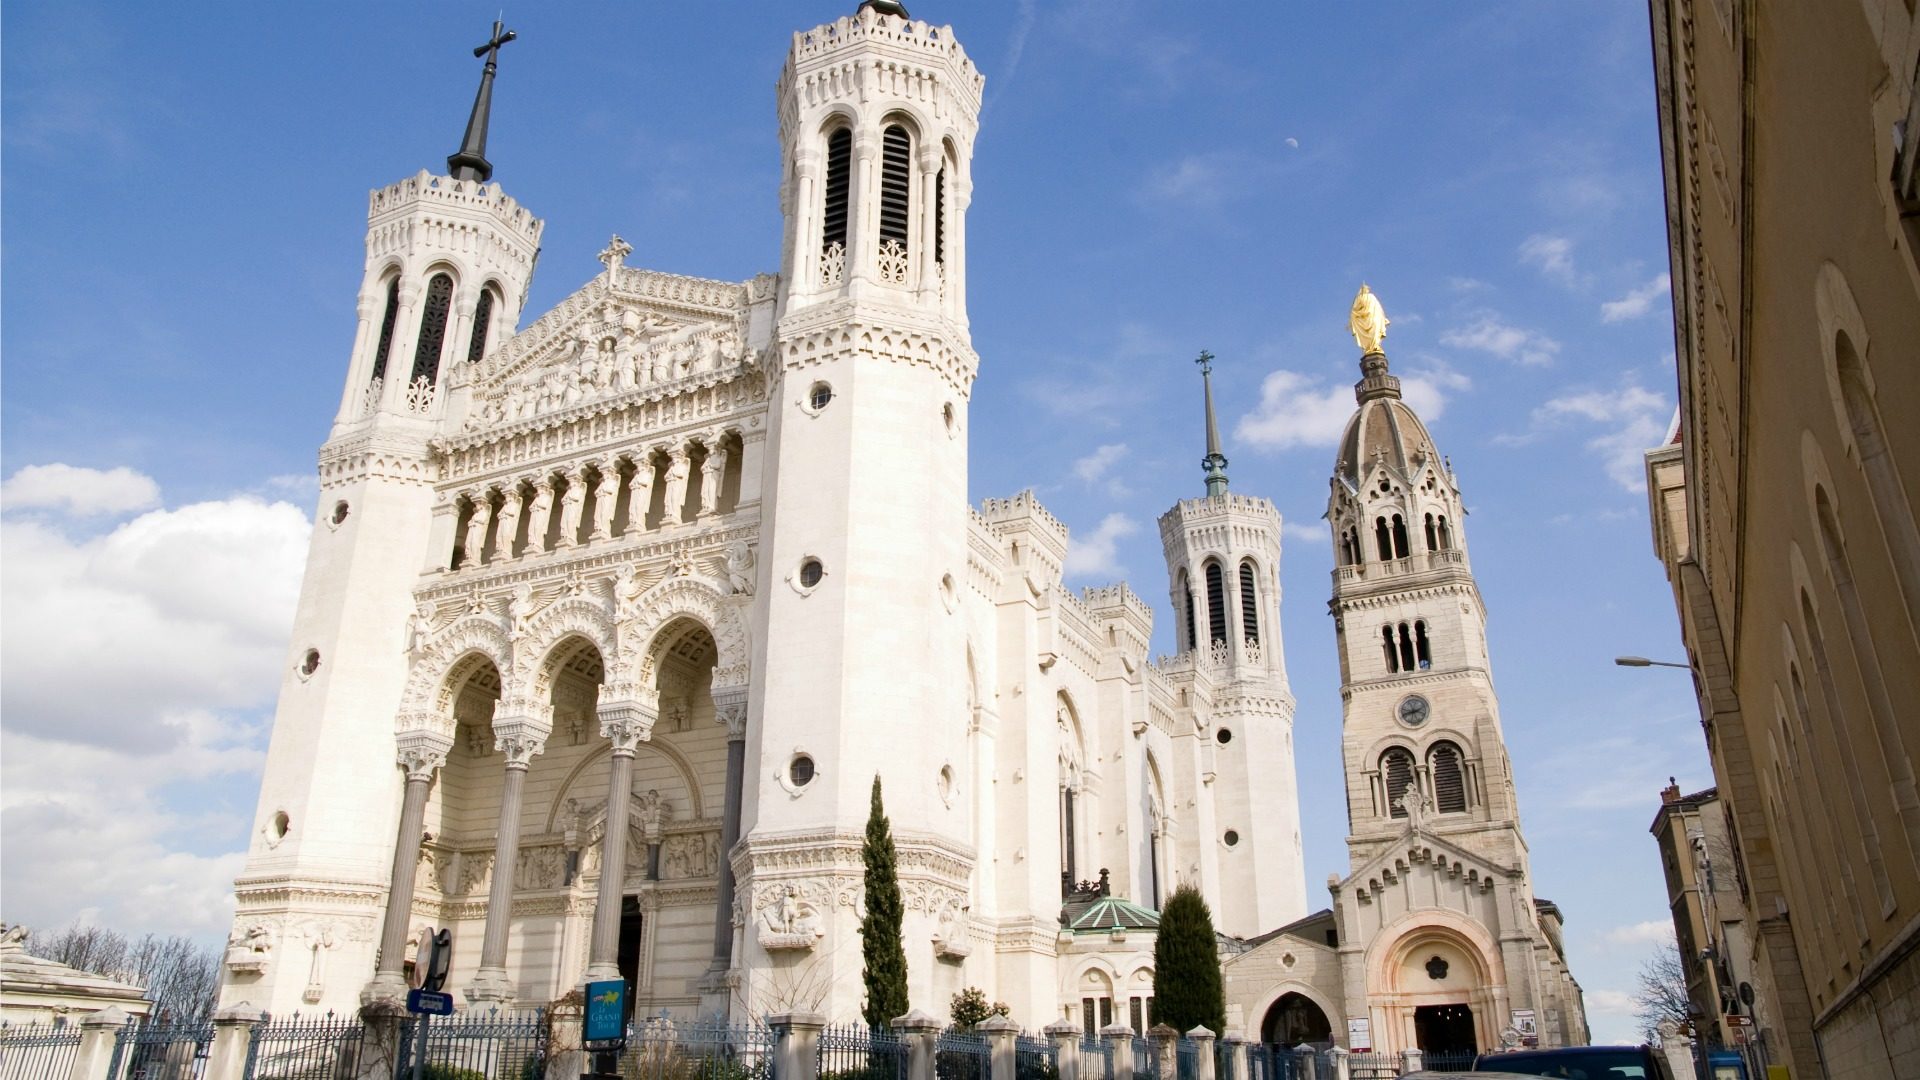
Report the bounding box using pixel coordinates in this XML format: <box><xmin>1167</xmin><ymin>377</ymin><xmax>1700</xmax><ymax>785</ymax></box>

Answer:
<box><xmin>1324</xmin><ymin>286</ymin><xmax>1530</xmax><ymax>876</ymax></box>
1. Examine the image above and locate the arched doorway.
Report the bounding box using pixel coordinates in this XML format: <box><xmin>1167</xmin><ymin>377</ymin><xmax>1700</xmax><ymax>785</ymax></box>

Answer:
<box><xmin>1262</xmin><ymin>992</ymin><xmax>1333</xmax><ymax>1049</ymax></box>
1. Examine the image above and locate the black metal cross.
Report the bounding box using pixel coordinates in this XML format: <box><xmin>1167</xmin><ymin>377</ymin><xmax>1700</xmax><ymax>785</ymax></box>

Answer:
<box><xmin>474</xmin><ymin>20</ymin><xmax>517</xmax><ymax>66</ymax></box>
<box><xmin>1195</xmin><ymin>349</ymin><xmax>1215</xmax><ymax>376</ymax></box>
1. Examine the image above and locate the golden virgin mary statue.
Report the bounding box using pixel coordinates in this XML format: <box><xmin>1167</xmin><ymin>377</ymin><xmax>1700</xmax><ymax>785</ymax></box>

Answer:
<box><xmin>1349</xmin><ymin>284</ymin><xmax>1389</xmax><ymax>354</ymax></box>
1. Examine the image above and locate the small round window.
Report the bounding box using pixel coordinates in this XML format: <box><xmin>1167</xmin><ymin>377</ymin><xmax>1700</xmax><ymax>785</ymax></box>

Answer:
<box><xmin>789</xmin><ymin>754</ymin><xmax>816</xmax><ymax>787</ymax></box>
<box><xmin>331</xmin><ymin>501</ymin><xmax>350</xmax><ymax>525</ymax></box>
<box><xmin>300</xmin><ymin>649</ymin><xmax>322</xmax><ymax>676</ymax></box>
<box><xmin>1216</xmin><ymin>728</ymin><xmax>1233</xmax><ymax>745</ymax></box>
<box><xmin>799</xmin><ymin>559</ymin><xmax>824</xmax><ymax>588</ymax></box>
<box><xmin>272</xmin><ymin>811</ymin><xmax>291</xmax><ymax>839</ymax></box>
<box><xmin>809</xmin><ymin>382</ymin><xmax>834</xmax><ymax>411</ymax></box>
<box><xmin>1223</xmin><ymin>829</ymin><xmax>1240</xmax><ymax>847</ymax></box>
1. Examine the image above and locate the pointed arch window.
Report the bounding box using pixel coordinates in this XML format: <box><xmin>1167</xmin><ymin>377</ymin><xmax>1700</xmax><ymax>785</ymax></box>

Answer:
<box><xmin>1239</xmin><ymin>560</ymin><xmax>1260</xmax><ymax>644</ymax></box>
<box><xmin>821</xmin><ymin>127</ymin><xmax>853</xmax><ymax>267</ymax></box>
<box><xmin>1204</xmin><ymin>561</ymin><xmax>1228</xmax><ymax>644</ymax></box>
<box><xmin>1382</xmin><ymin>748</ymin><xmax>1416</xmax><ymax>818</ymax></box>
<box><xmin>466</xmin><ymin>286</ymin><xmax>497</xmax><ymax>365</ymax></box>
<box><xmin>410</xmin><ymin>273</ymin><xmax>455</xmax><ymax>386</ymax></box>
<box><xmin>879</xmin><ymin>125</ymin><xmax>913</xmax><ymax>250</ymax></box>
<box><xmin>371</xmin><ymin>277</ymin><xmax>400</xmax><ymax>383</ymax></box>
<box><xmin>1430</xmin><ymin>741</ymin><xmax>1467</xmax><ymax>813</ymax></box>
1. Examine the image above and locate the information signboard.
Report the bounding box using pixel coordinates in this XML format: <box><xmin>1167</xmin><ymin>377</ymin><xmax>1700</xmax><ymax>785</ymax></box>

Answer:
<box><xmin>584</xmin><ymin>979</ymin><xmax>627</xmax><ymax>1048</ymax></box>
<box><xmin>406</xmin><ymin>989</ymin><xmax>454</xmax><ymax>1016</ymax></box>
<box><xmin>1346</xmin><ymin>1017</ymin><xmax>1371</xmax><ymax>1052</ymax></box>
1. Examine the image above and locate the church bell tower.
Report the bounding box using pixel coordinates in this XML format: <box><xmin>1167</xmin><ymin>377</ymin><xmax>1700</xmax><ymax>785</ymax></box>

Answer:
<box><xmin>739</xmin><ymin>0</ymin><xmax>986</xmax><ymax>1016</ymax></box>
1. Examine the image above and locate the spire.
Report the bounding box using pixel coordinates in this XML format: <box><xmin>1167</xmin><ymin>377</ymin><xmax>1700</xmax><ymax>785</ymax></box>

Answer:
<box><xmin>1197</xmin><ymin>350</ymin><xmax>1230</xmax><ymax>498</ymax></box>
<box><xmin>1349</xmin><ymin>284</ymin><xmax>1402</xmax><ymax>403</ymax></box>
<box><xmin>447</xmin><ymin>20</ymin><xmax>518</xmax><ymax>183</ymax></box>
<box><xmin>858</xmin><ymin>0</ymin><xmax>912</xmax><ymax>16</ymax></box>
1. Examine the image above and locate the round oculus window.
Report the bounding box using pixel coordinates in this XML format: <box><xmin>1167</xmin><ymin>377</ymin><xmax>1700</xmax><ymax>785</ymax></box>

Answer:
<box><xmin>1223</xmin><ymin>829</ymin><xmax>1240</xmax><ymax>847</ymax></box>
<box><xmin>1216</xmin><ymin>728</ymin><xmax>1233</xmax><ymax>745</ymax></box>
<box><xmin>799</xmin><ymin>559</ymin><xmax>824</xmax><ymax>588</ymax></box>
<box><xmin>789</xmin><ymin>754</ymin><xmax>816</xmax><ymax>787</ymax></box>
<box><xmin>808</xmin><ymin>382</ymin><xmax>833</xmax><ymax>411</ymax></box>
<box><xmin>1397</xmin><ymin>694</ymin><xmax>1431</xmax><ymax>727</ymax></box>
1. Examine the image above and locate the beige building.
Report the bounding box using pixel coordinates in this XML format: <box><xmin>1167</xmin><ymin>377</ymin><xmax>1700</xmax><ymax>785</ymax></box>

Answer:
<box><xmin>1644</xmin><ymin>0</ymin><xmax>1920</xmax><ymax>1076</ymax></box>
<box><xmin>0</xmin><ymin>928</ymin><xmax>151</xmax><ymax>1026</ymax></box>
<box><xmin>1649</xmin><ymin>783</ymin><xmax>1760</xmax><ymax>1050</ymax></box>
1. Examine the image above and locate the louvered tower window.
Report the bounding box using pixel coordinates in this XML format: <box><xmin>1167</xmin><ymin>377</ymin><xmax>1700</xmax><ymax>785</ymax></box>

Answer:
<box><xmin>466</xmin><ymin>287</ymin><xmax>496</xmax><ymax>365</ymax></box>
<box><xmin>371</xmin><ymin>277</ymin><xmax>400</xmax><ymax>382</ymax></box>
<box><xmin>1205</xmin><ymin>561</ymin><xmax>1228</xmax><ymax>644</ymax></box>
<box><xmin>935</xmin><ymin>165</ymin><xmax>947</xmax><ymax>265</ymax></box>
<box><xmin>1431</xmin><ymin>742</ymin><xmax>1467</xmax><ymax>813</ymax></box>
<box><xmin>1239</xmin><ymin>561</ymin><xmax>1260</xmax><ymax>644</ymax></box>
<box><xmin>1382</xmin><ymin>749</ymin><xmax>1416</xmax><ymax>818</ymax></box>
<box><xmin>822</xmin><ymin>128</ymin><xmax>852</xmax><ymax>258</ymax></box>
<box><xmin>410</xmin><ymin>273</ymin><xmax>454</xmax><ymax>386</ymax></box>
<box><xmin>1181</xmin><ymin>570</ymin><xmax>1197</xmax><ymax>652</ymax></box>
<box><xmin>879</xmin><ymin>125</ymin><xmax>913</xmax><ymax>248</ymax></box>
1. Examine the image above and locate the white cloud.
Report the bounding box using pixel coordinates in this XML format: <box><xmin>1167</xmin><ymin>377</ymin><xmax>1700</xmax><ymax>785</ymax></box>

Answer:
<box><xmin>1601</xmin><ymin>273</ymin><xmax>1672</xmax><ymax>323</ymax></box>
<box><xmin>1518</xmin><ymin>382</ymin><xmax>1671</xmax><ymax>492</ymax></box>
<box><xmin>1606</xmin><ymin>920</ymin><xmax>1677</xmax><ymax>946</ymax></box>
<box><xmin>1065</xmin><ymin>512</ymin><xmax>1139</xmax><ymax>580</ymax></box>
<box><xmin>1071</xmin><ymin>443</ymin><xmax>1131</xmax><ymax>497</ymax></box>
<box><xmin>1236</xmin><ymin>361</ymin><xmax>1467</xmax><ymax>451</ymax></box>
<box><xmin>3</xmin><ymin>463</ymin><xmax>161</xmax><ymax>516</ymax></box>
<box><xmin>1141</xmin><ymin>154</ymin><xmax>1229</xmax><ymax>206</ymax></box>
<box><xmin>1519</xmin><ymin>233</ymin><xmax>1576</xmax><ymax>283</ymax></box>
<box><xmin>1282</xmin><ymin>521</ymin><xmax>1328</xmax><ymax>545</ymax></box>
<box><xmin>0</xmin><ymin>477</ymin><xmax>310</xmax><ymax>941</ymax></box>
<box><xmin>1441</xmin><ymin>313</ymin><xmax>1561</xmax><ymax>366</ymax></box>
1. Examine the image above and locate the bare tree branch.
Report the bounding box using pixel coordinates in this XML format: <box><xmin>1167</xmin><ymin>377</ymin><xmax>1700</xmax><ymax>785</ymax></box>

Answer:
<box><xmin>1633</xmin><ymin>940</ymin><xmax>1693</xmax><ymax>1044</ymax></box>
<box><xmin>24</xmin><ymin>923</ymin><xmax>220</xmax><ymax>1024</ymax></box>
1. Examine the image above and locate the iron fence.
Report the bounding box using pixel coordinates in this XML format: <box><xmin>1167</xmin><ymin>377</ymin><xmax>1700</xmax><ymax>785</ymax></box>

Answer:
<box><xmin>397</xmin><ymin>1007</ymin><xmax>547</xmax><ymax>1080</ymax></box>
<box><xmin>1345</xmin><ymin>1052</ymin><xmax>1399</xmax><ymax>1080</ymax></box>
<box><xmin>1014</xmin><ymin>1035</ymin><xmax>1054</xmax><ymax>1080</ymax></box>
<box><xmin>0</xmin><ymin>1021</ymin><xmax>85</xmax><ymax>1080</ymax></box>
<box><xmin>1421</xmin><ymin>1050</ymin><xmax>1476</xmax><ymax>1073</ymax></box>
<box><xmin>112</xmin><ymin>1018</ymin><xmax>214</xmax><ymax>1080</ymax></box>
<box><xmin>818</xmin><ymin>1024</ymin><xmax>907</xmax><ymax>1080</ymax></box>
<box><xmin>1077</xmin><ymin>1037</ymin><xmax>1112</xmax><ymax>1080</ymax></box>
<box><xmin>621</xmin><ymin>1017</ymin><xmax>774</xmax><ymax>1080</ymax></box>
<box><xmin>934</xmin><ymin>1030</ymin><xmax>988</xmax><ymax>1080</ymax></box>
<box><xmin>1130</xmin><ymin>1038</ymin><xmax>1156</xmax><ymax>1080</ymax></box>
<box><xmin>1173</xmin><ymin>1039</ymin><xmax>1198</xmax><ymax>1080</ymax></box>
<box><xmin>245</xmin><ymin>1012</ymin><xmax>365</xmax><ymax>1080</ymax></box>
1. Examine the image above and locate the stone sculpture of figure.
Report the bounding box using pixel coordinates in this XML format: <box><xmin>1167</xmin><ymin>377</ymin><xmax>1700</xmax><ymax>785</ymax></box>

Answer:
<box><xmin>494</xmin><ymin>487</ymin><xmax>523</xmax><ymax>560</ymax></box>
<box><xmin>616</xmin><ymin>564</ymin><xmax>644</xmax><ymax>623</ymax></box>
<box><xmin>525</xmin><ymin>481</ymin><xmax>556</xmax><ymax>554</ymax></box>
<box><xmin>1349</xmin><ymin>283</ymin><xmax>1390</xmax><ymax>354</ymax></box>
<box><xmin>0</xmin><ymin>924</ymin><xmax>28</xmax><ymax>946</ymax></box>
<box><xmin>405</xmin><ymin>599</ymin><xmax>435</xmax><ymax>656</ymax></box>
<box><xmin>507</xmin><ymin>582</ymin><xmax>534</xmax><ymax>640</ymax></box>
<box><xmin>541</xmin><ymin>368</ymin><xmax>567</xmax><ymax>413</ymax></box>
<box><xmin>634</xmin><ymin>789</ymin><xmax>669</xmax><ymax>839</ymax></box>
<box><xmin>763</xmin><ymin>886</ymin><xmax>822</xmax><ymax>938</ymax></box>
<box><xmin>555</xmin><ymin>473</ymin><xmax>586</xmax><ymax>549</ymax></box>
<box><xmin>626</xmin><ymin>461</ymin><xmax>654</xmax><ymax>533</ymax></box>
<box><xmin>698</xmin><ymin>442</ymin><xmax>727</xmax><ymax>516</ymax></box>
<box><xmin>661</xmin><ymin>451</ymin><xmax>691</xmax><ymax>526</ymax></box>
<box><xmin>1396</xmin><ymin>781</ymin><xmax>1429</xmax><ymax>831</ymax></box>
<box><xmin>591</xmin><ymin>466</ymin><xmax>619</xmax><ymax>540</ymax></box>
<box><xmin>726</xmin><ymin>541</ymin><xmax>756</xmax><ymax>596</ymax></box>
<box><xmin>460</xmin><ymin>496</ymin><xmax>490</xmax><ymax>568</ymax></box>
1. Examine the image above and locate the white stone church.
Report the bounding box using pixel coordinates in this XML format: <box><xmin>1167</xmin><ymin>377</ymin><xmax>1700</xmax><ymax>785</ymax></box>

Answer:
<box><xmin>219</xmin><ymin>1</ymin><xmax>1585</xmax><ymax>1058</ymax></box>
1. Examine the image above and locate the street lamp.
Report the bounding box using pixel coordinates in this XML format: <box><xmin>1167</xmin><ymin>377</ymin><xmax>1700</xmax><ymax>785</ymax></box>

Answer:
<box><xmin>1614</xmin><ymin>655</ymin><xmax>1691</xmax><ymax>669</ymax></box>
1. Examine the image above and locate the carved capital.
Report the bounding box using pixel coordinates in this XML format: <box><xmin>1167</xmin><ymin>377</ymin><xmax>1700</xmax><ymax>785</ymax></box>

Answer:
<box><xmin>491</xmin><ymin>713</ymin><xmax>551</xmax><ymax>766</ymax></box>
<box><xmin>395</xmin><ymin>730</ymin><xmax>453</xmax><ymax>781</ymax></box>
<box><xmin>712</xmin><ymin>686</ymin><xmax>749</xmax><ymax>740</ymax></box>
<box><xmin>598</xmin><ymin>698</ymin><xmax>658</xmax><ymax>753</ymax></box>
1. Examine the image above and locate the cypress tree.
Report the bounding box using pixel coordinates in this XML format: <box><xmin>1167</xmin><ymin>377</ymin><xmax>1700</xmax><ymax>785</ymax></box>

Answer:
<box><xmin>860</xmin><ymin>774</ymin><xmax>910</xmax><ymax>1027</ymax></box>
<box><xmin>1150</xmin><ymin>884</ymin><xmax>1226</xmax><ymax>1035</ymax></box>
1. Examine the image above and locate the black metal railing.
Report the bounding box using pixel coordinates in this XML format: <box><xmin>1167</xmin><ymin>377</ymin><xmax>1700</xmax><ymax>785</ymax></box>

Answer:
<box><xmin>397</xmin><ymin>1007</ymin><xmax>548</xmax><ymax>1080</ymax></box>
<box><xmin>245</xmin><ymin>1012</ymin><xmax>365</xmax><ymax>1080</ymax></box>
<box><xmin>623</xmin><ymin>1016</ymin><xmax>775</xmax><ymax>1080</ymax></box>
<box><xmin>1078</xmin><ymin>1037</ymin><xmax>1112</xmax><ymax>1080</ymax></box>
<box><xmin>1422</xmin><ymin>1050</ymin><xmax>1477</xmax><ymax>1073</ymax></box>
<box><xmin>934</xmin><ymin>1030</ymin><xmax>989</xmax><ymax>1080</ymax></box>
<box><xmin>1014</xmin><ymin>1034</ymin><xmax>1055</xmax><ymax>1080</ymax></box>
<box><xmin>0</xmin><ymin>1021</ymin><xmax>84</xmax><ymax>1080</ymax></box>
<box><xmin>818</xmin><ymin>1024</ymin><xmax>907</xmax><ymax>1080</ymax></box>
<box><xmin>111</xmin><ymin>1018</ymin><xmax>214</xmax><ymax>1080</ymax></box>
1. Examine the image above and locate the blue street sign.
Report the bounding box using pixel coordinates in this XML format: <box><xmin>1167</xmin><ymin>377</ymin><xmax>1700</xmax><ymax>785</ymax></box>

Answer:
<box><xmin>583</xmin><ymin>979</ymin><xmax>627</xmax><ymax>1044</ymax></box>
<box><xmin>407</xmin><ymin>989</ymin><xmax>455</xmax><ymax>1016</ymax></box>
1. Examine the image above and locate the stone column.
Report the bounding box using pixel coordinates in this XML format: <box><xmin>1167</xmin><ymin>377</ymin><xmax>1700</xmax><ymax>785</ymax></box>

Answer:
<box><xmin>1045</xmin><ymin>1021</ymin><xmax>1082</xmax><ymax>1080</ymax></box>
<box><xmin>894</xmin><ymin>1011</ymin><xmax>942</xmax><ymax>1080</ymax></box>
<box><xmin>204</xmin><ymin>1005</ymin><xmax>267</xmax><ymax>1080</ymax></box>
<box><xmin>850</xmin><ymin>132</ymin><xmax>878</xmax><ymax>287</ymax></box>
<box><xmin>467</xmin><ymin>716</ymin><xmax>549</xmax><ymax>1003</ymax></box>
<box><xmin>770</xmin><ymin>1013</ymin><xmax>826</xmax><ymax>1080</ymax></box>
<box><xmin>1222</xmin><ymin>1034</ymin><xmax>1247</xmax><ymax>1080</ymax></box>
<box><xmin>1326</xmin><ymin>1047</ymin><xmax>1350</xmax><ymax>1080</ymax></box>
<box><xmin>66</xmin><ymin>1007</ymin><xmax>128</xmax><ymax>1080</ymax></box>
<box><xmin>1188</xmin><ymin>1029</ymin><xmax>1217</xmax><ymax>1080</ymax></box>
<box><xmin>1101</xmin><ymin>1025</ymin><xmax>1134</xmax><ymax>1080</ymax></box>
<box><xmin>363</xmin><ymin>733</ymin><xmax>451</xmax><ymax>1005</ymax></box>
<box><xmin>981</xmin><ymin>1016</ymin><xmax>1019</xmax><ymax>1080</ymax></box>
<box><xmin>706</xmin><ymin>689</ymin><xmax>749</xmax><ymax>978</ymax></box>
<box><xmin>585</xmin><ymin>702</ymin><xmax>655</xmax><ymax>982</ymax></box>
<box><xmin>1294</xmin><ymin>1044</ymin><xmax>1318</xmax><ymax>1080</ymax></box>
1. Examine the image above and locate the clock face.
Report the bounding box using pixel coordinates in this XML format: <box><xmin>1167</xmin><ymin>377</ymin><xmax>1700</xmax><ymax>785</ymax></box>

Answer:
<box><xmin>1398</xmin><ymin>695</ymin><xmax>1431</xmax><ymax>726</ymax></box>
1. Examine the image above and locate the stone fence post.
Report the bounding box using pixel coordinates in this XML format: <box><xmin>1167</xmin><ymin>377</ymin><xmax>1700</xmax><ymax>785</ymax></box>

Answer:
<box><xmin>981</xmin><ymin>1016</ymin><xmax>1019</xmax><ymax>1080</ymax></box>
<box><xmin>1147</xmin><ymin>1024</ymin><xmax>1177</xmax><ymax>1080</ymax></box>
<box><xmin>67</xmin><ymin>1008</ymin><xmax>128</xmax><ymax>1080</ymax></box>
<box><xmin>353</xmin><ymin>1001</ymin><xmax>409</xmax><ymax>1080</ymax></box>
<box><xmin>1294</xmin><ymin>1043</ymin><xmax>1319</xmax><ymax>1080</ymax></box>
<box><xmin>1222</xmin><ymin>1033</ymin><xmax>1248</xmax><ymax>1080</ymax></box>
<box><xmin>203</xmin><ymin>1005</ymin><xmax>266</xmax><ymax>1080</ymax></box>
<box><xmin>893</xmin><ymin>1011</ymin><xmax>942</xmax><ymax>1080</ymax></box>
<box><xmin>771</xmin><ymin>1012</ymin><xmax>825</xmax><ymax>1080</ymax></box>
<box><xmin>1188</xmin><ymin>1028</ymin><xmax>1217</xmax><ymax>1080</ymax></box>
<box><xmin>1399</xmin><ymin>1048</ymin><xmax>1423</xmax><ymax>1075</ymax></box>
<box><xmin>1326</xmin><ymin>1047</ymin><xmax>1350</xmax><ymax>1080</ymax></box>
<box><xmin>1100</xmin><ymin>1024</ymin><xmax>1135</xmax><ymax>1080</ymax></box>
<box><xmin>1045</xmin><ymin>1021</ymin><xmax>1081</xmax><ymax>1080</ymax></box>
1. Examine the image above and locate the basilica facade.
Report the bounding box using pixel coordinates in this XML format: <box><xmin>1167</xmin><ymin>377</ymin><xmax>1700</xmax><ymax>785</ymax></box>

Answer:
<box><xmin>219</xmin><ymin>2</ymin><xmax>1585</xmax><ymax>1053</ymax></box>
<box><xmin>220</xmin><ymin>2</ymin><xmax>1307</xmax><ymax>1029</ymax></box>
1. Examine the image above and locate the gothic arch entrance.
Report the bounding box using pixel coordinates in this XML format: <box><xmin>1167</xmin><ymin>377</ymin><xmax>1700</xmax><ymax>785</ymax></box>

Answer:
<box><xmin>1261</xmin><ymin>992</ymin><xmax>1333</xmax><ymax>1048</ymax></box>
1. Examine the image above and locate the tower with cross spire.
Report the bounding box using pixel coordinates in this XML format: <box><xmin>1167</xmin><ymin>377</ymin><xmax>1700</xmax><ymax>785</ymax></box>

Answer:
<box><xmin>1153</xmin><ymin>354</ymin><xmax>1307</xmax><ymax>938</ymax></box>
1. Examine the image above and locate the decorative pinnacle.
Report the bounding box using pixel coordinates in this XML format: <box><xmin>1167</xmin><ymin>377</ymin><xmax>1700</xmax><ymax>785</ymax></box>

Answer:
<box><xmin>1349</xmin><ymin>284</ymin><xmax>1402</xmax><ymax>404</ymax></box>
<box><xmin>1197</xmin><ymin>350</ymin><xmax>1229</xmax><ymax>498</ymax></box>
<box><xmin>447</xmin><ymin>20</ymin><xmax>518</xmax><ymax>183</ymax></box>
<box><xmin>599</xmin><ymin>235</ymin><xmax>632</xmax><ymax>276</ymax></box>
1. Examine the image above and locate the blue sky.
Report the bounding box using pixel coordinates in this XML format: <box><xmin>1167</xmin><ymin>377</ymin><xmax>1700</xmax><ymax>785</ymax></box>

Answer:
<box><xmin>2</xmin><ymin>1</ymin><xmax>1702</xmax><ymax>1042</ymax></box>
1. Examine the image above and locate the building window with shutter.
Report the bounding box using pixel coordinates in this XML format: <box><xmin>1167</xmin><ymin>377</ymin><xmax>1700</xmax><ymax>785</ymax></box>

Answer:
<box><xmin>410</xmin><ymin>272</ymin><xmax>455</xmax><ymax>386</ymax></box>
<box><xmin>820</xmin><ymin>127</ymin><xmax>852</xmax><ymax>283</ymax></box>
<box><xmin>466</xmin><ymin>285</ymin><xmax>497</xmax><ymax>365</ymax></box>
<box><xmin>371</xmin><ymin>277</ymin><xmax>400</xmax><ymax>383</ymax></box>
<box><xmin>1205</xmin><ymin>561</ymin><xmax>1228</xmax><ymax>644</ymax></box>
<box><xmin>1430</xmin><ymin>742</ymin><xmax>1467</xmax><ymax>813</ymax></box>
<box><xmin>1382</xmin><ymin>748</ymin><xmax>1416</xmax><ymax>817</ymax></box>
<box><xmin>1239</xmin><ymin>560</ymin><xmax>1260</xmax><ymax>644</ymax></box>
